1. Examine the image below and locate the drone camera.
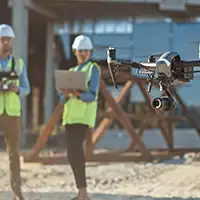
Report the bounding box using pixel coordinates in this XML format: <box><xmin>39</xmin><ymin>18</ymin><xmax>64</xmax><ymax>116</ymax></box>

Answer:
<box><xmin>151</xmin><ymin>96</ymin><xmax>175</xmax><ymax>112</ymax></box>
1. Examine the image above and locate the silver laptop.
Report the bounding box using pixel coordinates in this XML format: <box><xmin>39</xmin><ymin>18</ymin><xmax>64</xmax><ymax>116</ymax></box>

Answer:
<box><xmin>55</xmin><ymin>70</ymin><xmax>87</xmax><ymax>91</ymax></box>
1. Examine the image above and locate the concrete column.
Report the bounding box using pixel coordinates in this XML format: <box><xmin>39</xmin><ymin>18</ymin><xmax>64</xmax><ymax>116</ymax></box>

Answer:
<box><xmin>11</xmin><ymin>0</ymin><xmax>29</xmax><ymax>148</ymax></box>
<box><xmin>43</xmin><ymin>23</ymin><xmax>56</xmax><ymax>124</ymax></box>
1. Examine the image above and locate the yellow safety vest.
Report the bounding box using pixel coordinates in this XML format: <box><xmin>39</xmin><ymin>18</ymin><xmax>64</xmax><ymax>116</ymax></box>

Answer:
<box><xmin>0</xmin><ymin>57</ymin><xmax>24</xmax><ymax>116</ymax></box>
<box><xmin>62</xmin><ymin>61</ymin><xmax>101</xmax><ymax>128</ymax></box>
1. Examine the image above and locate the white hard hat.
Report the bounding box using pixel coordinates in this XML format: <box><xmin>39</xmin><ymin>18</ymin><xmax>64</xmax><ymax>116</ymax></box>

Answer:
<box><xmin>72</xmin><ymin>35</ymin><xmax>93</xmax><ymax>50</ymax></box>
<box><xmin>0</xmin><ymin>24</ymin><xmax>15</xmax><ymax>38</ymax></box>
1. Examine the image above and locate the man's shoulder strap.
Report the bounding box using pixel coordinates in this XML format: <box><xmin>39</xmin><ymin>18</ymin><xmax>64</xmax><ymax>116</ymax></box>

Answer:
<box><xmin>91</xmin><ymin>61</ymin><xmax>101</xmax><ymax>74</ymax></box>
<box><xmin>11</xmin><ymin>56</ymin><xmax>15</xmax><ymax>72</ymax></box>
<box><xmin>10</xmin><ymin>56</ymin><xmax>23</xmax><ymax>75</ymax></box>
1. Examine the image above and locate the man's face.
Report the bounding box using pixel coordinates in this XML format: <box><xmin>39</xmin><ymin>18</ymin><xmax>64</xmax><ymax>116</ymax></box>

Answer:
<box><xmin>75</xmin><ymin>49</ymin><xmax>92</xmax><ymax>63</ymax></box>
<box><xmin>0</xmin><ymin>37</ymin><xmax>14</xmax><ymax>55</ymax></box>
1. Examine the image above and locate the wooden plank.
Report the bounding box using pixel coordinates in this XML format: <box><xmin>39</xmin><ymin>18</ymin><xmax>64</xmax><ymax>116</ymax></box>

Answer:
<box><xmin>171</xmin><ymin>88</ymin><xmax>200</xmax><ymax>137</ymax></box>
<box><xmin>99</xmin><ymin>80</ymin><xmax>152</xmax><ymax>161</ymax></box>
<box><xmin>137</xmin><ymin>82</ymin><xmax>172</xmax><ymax>148</ymax></box>
<box><xmin>23</xmin><ymin>148</ymin><xmax>200</xmax><ymax>165</ymax></box>
<box><xmin>27</xmin><ymin>103</ymin><xmax>64</xmax><ymax>158</ymax></box>
<box><xmin>92</xmin><ymin>80</ymin><xmax>134</xmax><ymax>146</ymax></box>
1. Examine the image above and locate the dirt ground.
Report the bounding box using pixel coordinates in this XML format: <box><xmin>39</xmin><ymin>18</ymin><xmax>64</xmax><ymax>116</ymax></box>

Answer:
<box><xmin>0</xmin><ymin>153</ymin><xmax>200</xmax><ymax>200</ymax></box>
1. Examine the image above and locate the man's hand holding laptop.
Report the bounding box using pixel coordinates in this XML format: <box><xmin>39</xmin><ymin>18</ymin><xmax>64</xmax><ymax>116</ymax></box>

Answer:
<box><xmin>57</xmin><ymin>88</ymin><xmax>81</xmax><ymax>97</ymax></box>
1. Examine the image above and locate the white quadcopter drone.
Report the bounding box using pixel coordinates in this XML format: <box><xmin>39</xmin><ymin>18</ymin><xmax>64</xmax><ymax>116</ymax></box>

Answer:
<box><xmin>107</xmin><ymin>47</ymin><xmax>200</xmax><ymax>112</ymax></box>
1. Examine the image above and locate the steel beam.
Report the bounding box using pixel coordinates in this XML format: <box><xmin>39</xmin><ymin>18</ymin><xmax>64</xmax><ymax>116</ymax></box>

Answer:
<box><xmin>43</xmin><ymin>23</ymin><xmax>57</xmax><ymax>124</ymax></box>
<box><xmin>12</xmin><ymin>0</ymin><xmax>29</xmax><ymax>148</ymax></box>
<box><xmin>9</xmin><ymin>0</ymin><xmax>59</xmax><ymax>20</ymax></box>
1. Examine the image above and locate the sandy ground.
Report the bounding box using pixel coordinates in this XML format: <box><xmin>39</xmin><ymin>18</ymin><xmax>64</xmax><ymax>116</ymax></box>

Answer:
<box><xmin>0</xmin><ymin>153</ymin><xmax>200</xmax><ymax>200</ymax></box>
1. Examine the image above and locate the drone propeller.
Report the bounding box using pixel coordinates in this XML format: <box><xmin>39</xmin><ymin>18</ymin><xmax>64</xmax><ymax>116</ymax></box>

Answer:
<box><xmin>135</xmin><ymin>53</ymin><xmax>163</xmax><ymax>58</ymax></box>
<box><xmin>94</xmin><ymin>43</ymin><xmax>133</xmax><ymax>50</ymax></box>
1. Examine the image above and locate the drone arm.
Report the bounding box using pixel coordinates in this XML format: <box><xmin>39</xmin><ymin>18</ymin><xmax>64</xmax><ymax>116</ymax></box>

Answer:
<box><xmin>118</xmin><ymin>61</ymin><xmax>156</xmax><ymax>71</ymax></box>
<box><xmin>173</xmin><ymin>60</ymin><xmax>200</xmax><ymax>68</ymax></box>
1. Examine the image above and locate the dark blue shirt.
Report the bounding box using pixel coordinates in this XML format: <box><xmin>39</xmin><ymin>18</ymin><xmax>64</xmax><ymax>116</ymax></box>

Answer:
<box><xmin>59</xmin><ymin>60</ymin><xmax>100</xmax><ymax>103</ymax></box>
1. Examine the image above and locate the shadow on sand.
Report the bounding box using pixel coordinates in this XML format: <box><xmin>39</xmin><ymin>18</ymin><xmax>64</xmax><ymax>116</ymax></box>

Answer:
<box><xmin>0</xmin><ymin>191</ymin><xmax>199</xmax><ymax>200</ymax></box>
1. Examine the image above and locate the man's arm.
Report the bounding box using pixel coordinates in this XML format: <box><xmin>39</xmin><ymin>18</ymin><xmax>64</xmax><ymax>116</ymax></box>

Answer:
<box><xmin>19</xmin><ymin>63</ymin><xmax>31</xmax><ymax>97</ymax></box>
<box><xmin>78</xmin><ymin>64</ymin><xmax>101</xmax><ymax>102</ymax></box>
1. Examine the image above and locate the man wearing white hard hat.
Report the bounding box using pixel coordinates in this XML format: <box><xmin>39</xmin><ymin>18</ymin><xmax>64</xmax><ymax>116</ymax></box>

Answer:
<box><xmin>58</xmin><ymin>35</ymin><xmax>101</xmax><ymax>200</ymax></box>
<box><xmin>0</xmin><ymin>24</ymin><xmax>30</xmax><ymax>200</ymax></box>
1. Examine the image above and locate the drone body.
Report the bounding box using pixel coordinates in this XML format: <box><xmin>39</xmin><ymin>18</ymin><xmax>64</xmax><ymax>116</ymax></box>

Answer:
<box><xmin>107</xmin><ymin>47</ymin><xmax>200</xmax><ymax>112</ymax></box>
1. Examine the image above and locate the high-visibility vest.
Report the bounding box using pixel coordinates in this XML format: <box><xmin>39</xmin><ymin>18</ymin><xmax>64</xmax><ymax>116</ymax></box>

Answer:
<box><xmin>62</xmin><ymin>61</ymin><xmax>100</xmax><ymax>128</ymax></box>
<box><xmin>0</xmin><ymin>57</ymin><xmax>23</xmax><ymax>116</ymax></box>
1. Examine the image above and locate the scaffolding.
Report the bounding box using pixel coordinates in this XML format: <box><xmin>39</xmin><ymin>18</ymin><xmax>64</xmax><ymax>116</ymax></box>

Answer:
<box><xmin>2</xmin><ymin>0</ymin><xmax>200</xmax><ymax>164</ymax></box>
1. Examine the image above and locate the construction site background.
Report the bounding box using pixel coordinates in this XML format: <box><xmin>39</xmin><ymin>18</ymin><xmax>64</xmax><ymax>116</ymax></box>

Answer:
<box><xmin>0</xmin><ymin>0</ymin><xmax>200</xmax><ymax>152</ymax></box>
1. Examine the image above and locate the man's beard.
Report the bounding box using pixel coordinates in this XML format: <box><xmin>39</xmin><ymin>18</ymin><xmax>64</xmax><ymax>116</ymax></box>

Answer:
<box><xmin>79</xmin><ymin>56</ymin><xmax>87</xmax><ymax>62</ymax></box>
<box><xmin>2</xmin><ymin>46</ymin><xmax>12</xmax><ymax>55</ymax></box>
